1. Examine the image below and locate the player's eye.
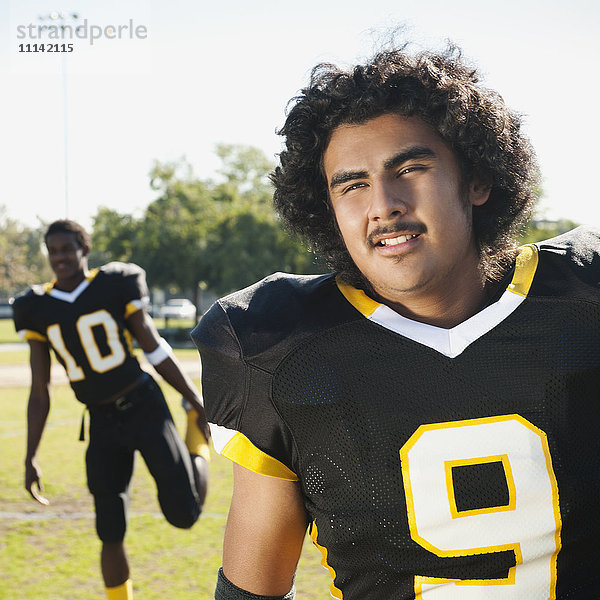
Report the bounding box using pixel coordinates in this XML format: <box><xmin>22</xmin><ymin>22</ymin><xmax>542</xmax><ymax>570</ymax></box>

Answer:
<box><xmin>398</xmin><ymin>165</ymin><xmax>424</xmax><ymax>176</ymax></box>
<box><xmin>342</xmin><ymin>181</ymin><xmax>367</xmax><ymax>194</ymax></box>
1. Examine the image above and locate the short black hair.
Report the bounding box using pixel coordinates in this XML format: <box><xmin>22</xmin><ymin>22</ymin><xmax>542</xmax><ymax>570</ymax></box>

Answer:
<box><xmin>45</xmin><ymin>219</ymin><xmax>91</xmax><ymax>250</ymax></box>
<box><xmin>272</xmin><ymin>43</ymin><xmax>540</xmax><ymax>288</ymax></box>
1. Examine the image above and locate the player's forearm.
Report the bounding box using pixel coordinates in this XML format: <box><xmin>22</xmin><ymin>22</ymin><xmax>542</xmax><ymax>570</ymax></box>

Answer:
<box><xmin>153</xmin><ymin>356</ymin><xmax>203</xmax><ymax>409</ymax></box>
<box><xmin>25</xmin><ymin>391</ymin><xmax>50</xmax><ymax>461</ymax></box>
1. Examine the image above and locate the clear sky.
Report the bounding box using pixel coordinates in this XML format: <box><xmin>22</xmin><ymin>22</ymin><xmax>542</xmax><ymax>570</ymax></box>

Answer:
<box><xmin>1</xmin><ymin>0</ymin><xmax>599</xmax><ymax>232</ymax></box>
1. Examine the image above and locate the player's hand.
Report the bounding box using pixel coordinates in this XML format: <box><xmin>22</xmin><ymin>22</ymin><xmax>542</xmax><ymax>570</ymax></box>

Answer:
<box><xmin>196</xmin><ymin>411</ymin><xmax>211</xmax><ymax>442</ymax></box>
<box><xmin>183</xmin><ymin>396</ymin><xmax>211</xmax><ymax>440</ymax></box>
<box><xmin>25</xmin><ymin>458</ymin><xmax>49</xmax><ymax>505</ymax></box>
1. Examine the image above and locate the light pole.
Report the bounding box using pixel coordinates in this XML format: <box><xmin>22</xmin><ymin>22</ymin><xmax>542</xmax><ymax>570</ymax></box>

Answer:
<box><xmin>38</xmin><ymin>11</ymin><xmax>80</xmax><ymax>219</ymax></box>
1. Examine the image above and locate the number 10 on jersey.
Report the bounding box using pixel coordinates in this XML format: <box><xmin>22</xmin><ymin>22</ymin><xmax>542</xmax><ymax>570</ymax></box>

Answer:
<box><xmin>400</xmin><ymin>415</ymin><xmax>561</xmax><ymax>598</ymax></box>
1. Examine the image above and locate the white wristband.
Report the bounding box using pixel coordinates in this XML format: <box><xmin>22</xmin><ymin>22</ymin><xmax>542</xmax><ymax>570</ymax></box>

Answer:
<box><xmin>144</xmin><ymin>337</ymin><xmax>173</xmax><ymax>366</ymax></box>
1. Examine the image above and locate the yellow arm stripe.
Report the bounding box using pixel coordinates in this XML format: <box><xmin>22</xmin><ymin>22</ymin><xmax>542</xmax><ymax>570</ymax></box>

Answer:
<box><xmin>22</xmin><ymin>330</ymin><xmax>47</xmax><ymax>342</ymax></box>
<box><xmin>86</xmin><ymin>268</ymin><xmax>99</xmax><ymax>282</ymax></box>
<box><xmin>221</xmin><ymin>432</ymin><xmax>298</xmax><ymax>481</ymax></box>
<box><xmin>336</xmin><ymin>276</ymin><xmax>380</xmax><ymax>317</ymax></box>
<box><xmin>124</xmin><ymin>301</ymin><xmax>142</xmax><ymax>319</ymax></box>
<box><xmin>507</xmin><ymin>244</ymin><xmax>539</xmax><ymax>297</ymax></box>
<box><xmin>310</xmin><ymin>522</ymin><xmax>343</xmax><ymax>599</ymax></box>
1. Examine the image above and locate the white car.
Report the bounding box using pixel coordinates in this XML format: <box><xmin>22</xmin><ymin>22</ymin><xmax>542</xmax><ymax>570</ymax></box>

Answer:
<box><xmin>158</xmin><ymin>298</ymin><xmax>196</xmax><ymax>320</ymax></box>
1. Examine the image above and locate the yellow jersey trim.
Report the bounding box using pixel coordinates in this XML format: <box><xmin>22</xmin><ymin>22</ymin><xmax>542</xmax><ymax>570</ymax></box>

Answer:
<box><xmin>335</xmin><ymin>276</ymin><xmax>379</xmax><ymax>317</ymax></box>
<box><xmin>43</xmin><ymin>268</ymin><xmax>100</xmax><ymax>294</ymax></box>
<box><xmin>310</xmin><ymin>522</ymin><xmax>343</xmax><ymax>599</ymax></box>
<box><xmin>221</xmin><ymin>432</ymin><xmax>298</xmax><ymax>481</ymax></box>
<box><xmin>23</xmin><ymin>329</ymin><xmax>47</xmax><ymax>342</ymax></box>
<box><xmin>337</xmin><ymin>245</ymin><xmax>539</xmax><ymax>315</ymax></box>
<box><xmin>507</xmin><ymin>245</ymin><xmax>538</xmax><ymax>297</ymax></box>
<box><xmin>124</xmin><ymin>301</ymin><xmax>142</xmax><ymax>319</ymax></box>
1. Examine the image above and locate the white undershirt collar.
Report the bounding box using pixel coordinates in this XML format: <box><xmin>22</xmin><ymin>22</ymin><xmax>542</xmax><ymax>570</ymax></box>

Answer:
<box><xmin>337</xmin><ymin>245</ymin><xmax>539</xmax><ymax>359</ymax></box>
<box><xmin>45</xmin><ymin>269</ymin><xmax>99</xmax><ymax>303</ymax></box>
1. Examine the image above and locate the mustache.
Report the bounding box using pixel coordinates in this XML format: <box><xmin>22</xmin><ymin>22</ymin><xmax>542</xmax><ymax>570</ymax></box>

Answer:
<box><xmin>367</xmin><ymin>222</ymin><xmax>426</xmax><ymax>247</ymax></box>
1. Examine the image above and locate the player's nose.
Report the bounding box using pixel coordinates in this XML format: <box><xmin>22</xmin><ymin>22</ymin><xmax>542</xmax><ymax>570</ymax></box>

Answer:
<box><xmin>367</xmin><ymin>179</ymin><xmax>408</xmax><ymax>222</ymax></box>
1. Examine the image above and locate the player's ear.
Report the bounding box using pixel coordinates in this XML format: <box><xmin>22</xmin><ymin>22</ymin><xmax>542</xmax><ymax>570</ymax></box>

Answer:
<box><xmin>469</xmin><ymin>177</ymin><xmax>491</xmax><ymax>207</ymax></box>
<box><xmin>81</xmin><ymin>243</ymin><xmax>91</xmax><ymax>257</ymax></box>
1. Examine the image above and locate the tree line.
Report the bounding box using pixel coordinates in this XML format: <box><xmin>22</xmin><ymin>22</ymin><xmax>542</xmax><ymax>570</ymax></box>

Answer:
<box><xmin>0</xmin><ymin>144</ymin><xmax>580</xmax><ymax>306</ymax></box>
<box><xmin>1</xmin><ymin>145</ymin><xmax>323</xmax><ymax>307</ymax></box>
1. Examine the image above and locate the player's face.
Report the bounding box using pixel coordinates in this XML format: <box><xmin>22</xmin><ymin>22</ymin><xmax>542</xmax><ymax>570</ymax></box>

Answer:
<box><xmin>46</xmin><ymin>232</ymin><xmax>88</xmax><ymax>288</ymax></box>
<box><xmin>324</xmin><ymin>113</ymin><xmax>490</xmax><ymax>310</ymax></box>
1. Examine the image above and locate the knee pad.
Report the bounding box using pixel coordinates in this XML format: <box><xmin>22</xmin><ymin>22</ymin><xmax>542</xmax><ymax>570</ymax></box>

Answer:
<box><xmin>163</xmin><ymin>500</ymin><xmax>200</xmax><ymax>530</ymax></box>
<box><xmin>94</xmin><ymin>493</ymin><xmax>128</xmax><ymax>542</ymax></box>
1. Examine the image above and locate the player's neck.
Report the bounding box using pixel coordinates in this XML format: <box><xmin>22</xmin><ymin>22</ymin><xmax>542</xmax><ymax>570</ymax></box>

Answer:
<box><xmin>54</xmin><ymin>268</ymin><xmax>89</xmax><ymax>292</ymax></box>
<box><xmin>373</xmin><ymin>262</ymin><xmax>497</xmax><ymax>330</ymax></box>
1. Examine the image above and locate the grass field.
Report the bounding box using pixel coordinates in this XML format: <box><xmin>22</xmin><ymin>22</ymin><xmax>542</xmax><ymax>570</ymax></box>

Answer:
<box><xmin>0</xmin><ymin>317</ymin><xmax>196</xmax><ymax>344</ymax></box>
<box><xmin>0</xmin><ymin>318</ymin><xmax>20</xmax><ymax>344</ymax></box>
<box><xmin>0</xmin><ymin>351</ymin><xmax>332</xmax><ymax>599</ymax></box>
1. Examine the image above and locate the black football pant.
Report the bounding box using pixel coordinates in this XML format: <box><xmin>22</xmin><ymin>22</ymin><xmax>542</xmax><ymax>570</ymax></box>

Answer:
<box><xmin>86</xmin><ymin>374</ymin><xmax>200</xmax><ymax>543</ymax></box>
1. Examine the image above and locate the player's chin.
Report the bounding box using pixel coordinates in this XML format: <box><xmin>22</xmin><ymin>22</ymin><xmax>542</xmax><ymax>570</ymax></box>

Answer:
<box><xmin>52</xmin><ymin>264</ymin><xmax>74</xmax><ymax>277</ymax></box>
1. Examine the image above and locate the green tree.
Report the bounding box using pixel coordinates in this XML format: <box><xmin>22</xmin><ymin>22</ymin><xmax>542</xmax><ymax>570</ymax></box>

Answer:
<box><xmin>143</xmin><ymin>149</ymin><xmax>321</xmax><ymax>298</ymax></box>
<box><xmin>212</xmin><ymin>143</ymin><xmax>274</xmax><ymax>204</ymax></box>
<box><xmin>0</xmin><ymin>207</ymin><xmax>52</xmax><ymax>298</ymax></box>
<box><xmin>91</xmin><ymin>147</ymin><xmax>322</xmax><ymax>311</ymax></box>
<box><xmin>91</xmin><ymin>207</ymin><xmax>139</xmax><ymax>266</ymax></box>
<box><xmin>519</xmin><ymin>218</ymin><xmax>579</xmax><ymax>244</ymax></box>
<box><xmin>206</xmin><ymin>203</ymin><xmax>321</xmax><ymax>295</ymax></box>
<box><xmin>139</xmin><ymin>159</ymin><xmax>217</xmax><ymax>313</ymax></box>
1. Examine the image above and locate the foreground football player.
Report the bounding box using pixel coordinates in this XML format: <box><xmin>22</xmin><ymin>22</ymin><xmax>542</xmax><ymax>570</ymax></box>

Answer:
<box><xmin>193</xmin><ymin>44</ymin><xmax>600</xmax><ymax>600</ymax></box>
<box><xmin>13</xmin><ymin>220</ymin><xmax>210</xmax><ymax>600</ymax></box>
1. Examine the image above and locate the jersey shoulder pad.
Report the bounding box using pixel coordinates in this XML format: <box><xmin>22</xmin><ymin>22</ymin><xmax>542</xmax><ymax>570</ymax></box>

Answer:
<box><xmin>12</xmin><ymin>287</ymin><xmax>46</xmax><ymax>338</ymax></box>
<box><xmin>100</xmin><ymin>261</ymin><xmax>146</xmax><ymax>279</ymax></box>
<box><xmin>192</xmin><ymin>275</ymin><xmax>335</xmax><ymax>477</ymax></box>
<box><xmin>99</xmin><ymin>262</ymin><xmax>149</xmax><ymax>302</ymax></box>
<box><xmin>200</xmin><ymin>272</ymin><xmax>344</xmax><ymax>359</ymax></box>
<box><xmin>12</xmin><ymin>285</ymin><xmax>47</xmax><ymax>311</ymax></box>
<box><xmin>536</xmin><ymin>226</ymin><xmax>600</xmax><ymax>288</ymax></box>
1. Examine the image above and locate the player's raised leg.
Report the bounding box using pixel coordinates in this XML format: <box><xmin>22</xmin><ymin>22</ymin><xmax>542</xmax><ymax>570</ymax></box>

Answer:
<box><xmin>183</xmin><ymin>397</ymin><xmax>210</xmax><ymax>504</ymax></box>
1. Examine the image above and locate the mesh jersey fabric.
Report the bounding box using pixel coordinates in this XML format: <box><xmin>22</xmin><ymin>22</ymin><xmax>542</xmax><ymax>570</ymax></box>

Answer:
<box><xmin>192</xmin><ymin>226</ymin><xmax>600</xmax><ymax>600</ymax></box>
<box><xmin>13</xmin><ymin>262</ymin><xmax>148</xmax><ymax>405</ymax></box>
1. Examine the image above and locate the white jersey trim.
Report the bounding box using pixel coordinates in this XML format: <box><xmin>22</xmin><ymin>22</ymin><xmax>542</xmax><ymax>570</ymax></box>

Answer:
<box><xmin>47</xmin><ymin>278</ymin><xmax>91</xmax><ymax>303</ymax></box>
<box><xmin>209</xmin><ymin>422</ymin><xmax>238</xmax><ymax>454</ymax></box>
<box><xmin>337</xmin><ymin>244</ymin><xmax>539</xmax><ymax>359</ymax></box>
<box><xmin>369</xmin><ymin>290</ymin><xmax>525</xmax><ymax>358</ymax></box>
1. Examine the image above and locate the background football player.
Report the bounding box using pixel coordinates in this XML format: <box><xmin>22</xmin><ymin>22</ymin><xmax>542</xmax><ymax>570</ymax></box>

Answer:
<box><xmin>193</xmin><ymin>45</ymin><xmax>600</xmax><ymax>599</ymax></box>
<box><xmin>13</xmin><ymin>219</ymin><xmax>210</xmax><ymax>600</ymax></box>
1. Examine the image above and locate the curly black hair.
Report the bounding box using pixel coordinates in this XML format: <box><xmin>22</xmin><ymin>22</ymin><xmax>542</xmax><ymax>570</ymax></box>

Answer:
<box><xmin>45</xmin><ymin>219</ymin><xmax>91</xmax><ymax>250</ymax></box>
<box><xmin>272</xmin><ymin>43</ymin><xmax>540</xmax><ymax>288</ymax></box>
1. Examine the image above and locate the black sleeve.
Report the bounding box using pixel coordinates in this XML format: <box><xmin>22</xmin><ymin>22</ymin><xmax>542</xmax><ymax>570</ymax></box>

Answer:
<box><xmin>121</xmin><ymin>263</ymin><xmax>149</xmax><ymax>302</ymax></box>
<box><xmin>102</xmin><ymin>262</ymin><xmax>149</xmax><ymax>305</ymax></box>
<box><xmin>192</xmin><ymin>301</ymin><xmax>247</xmax><ymax>432</ymax></box>
<box><xmin>537</xmin><ymin>226</ymin><xmax>600</xmax><ymax>289</ymax></box>
<box><xmin>215</xmin><ymin>568</ymin><xmax>295</xmax><ymax>600</ymax></box>
<box><xmin>191</xmin><ymin>301</ymin><xmax>298</xmax><ymax>480</ymax></box>
<box><xmin>12</xmin><ymin>289</ymin><xmax>47</xmax><ymax>341</ymax></box>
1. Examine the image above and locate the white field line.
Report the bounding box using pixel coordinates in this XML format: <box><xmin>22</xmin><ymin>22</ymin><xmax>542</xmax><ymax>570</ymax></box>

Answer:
<box><xmin>0</xmin><ymin>510</ymin><xmax>225</xmax><ymax>521</ymax></box>
<box><xmin>0</xmin><ymin>418</ymin><xmax>80</xmax><ymax>438</ymax></box>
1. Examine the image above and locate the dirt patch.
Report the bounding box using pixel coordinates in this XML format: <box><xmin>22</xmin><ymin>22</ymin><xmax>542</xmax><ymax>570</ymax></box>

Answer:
<box><xmin>0</xmin><ymin>359</ymin><xmax>201</xmax><ymax>388</ymax></box>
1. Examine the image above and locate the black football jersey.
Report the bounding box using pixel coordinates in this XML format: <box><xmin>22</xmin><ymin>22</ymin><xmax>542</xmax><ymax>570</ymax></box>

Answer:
<box><xmin>192</xmin><ymin>227</ymin><xmax>600</xmax><ymax>600</ymax></box>
<box><xmin>13</xmin><ymin>262</ymin><xmax>148</xmax><ymax>406</ymax></box>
